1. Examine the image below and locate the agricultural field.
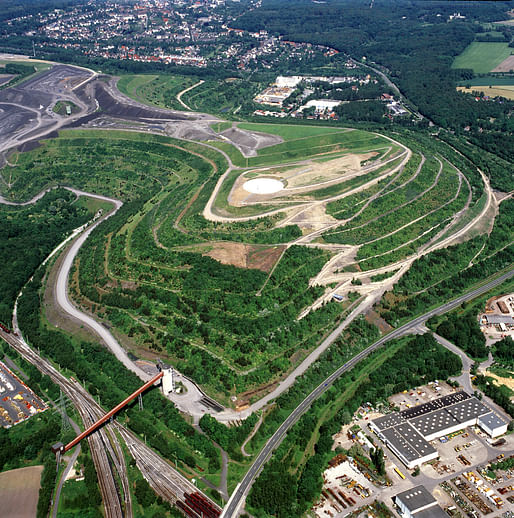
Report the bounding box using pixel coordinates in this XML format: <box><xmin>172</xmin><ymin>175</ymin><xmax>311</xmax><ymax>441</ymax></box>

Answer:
<box><xmin>452</xmin><ymin>42</ymin><xmax>513</xmax><ymax>74</ymax></box>
<box><xmin>458</xmin><ymin>85</ymin><xmax>514</xmax><ymax>100</ymax></box>
<box><xmin>0</xmin><ymin>466</ymin><xmax>43</xmax><ymax>518</ymax></box>
<box><xmin>117</xmin><ymin>74</ymin><xmax>197</xmax><ymax>110</ymax></box>
<box><xmin>1</xmin><ymin>123</ymin><xmax>485</xmax><ymax>405</ymax></box>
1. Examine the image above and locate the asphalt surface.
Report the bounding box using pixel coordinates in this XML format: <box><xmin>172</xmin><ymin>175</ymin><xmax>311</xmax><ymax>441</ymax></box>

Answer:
<box><xmin>52</xmin><ymin>417</ymin><xmax>81</xmax><ymax>518</ymax></box>
<box><xmin>52</xmin><ymin>190</ymin><xmax>153</xmax><ymax>382</ymax></box>
<box><xmin>221</xmin><ymin>267</ymin><xmax>514</xmax><ymax>517</ymax></box>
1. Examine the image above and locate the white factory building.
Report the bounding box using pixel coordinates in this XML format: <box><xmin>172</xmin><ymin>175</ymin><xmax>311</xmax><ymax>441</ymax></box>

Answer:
<box><xmin>370</xmin><ymin>392</ymin><xmax>508</xmax><ymax>469</ymax></box>
<box><xmin>478</xmin><ymin>412</ymin><xmax>509</xmax><ymax>438</ymax></box>
<box><xmin>394</xmin><ymin>486</ymin><xmax>448</xmax><ymax>518</ymax></box>
<box><xmin>275</xmin><ymin>75</ymin><xmax>303</xmax><ymax>88</ymax></box>
<box><xmin>300</xmin><ymin>99</ymin><xmax>342</xmax><ymax>112</ymax></box>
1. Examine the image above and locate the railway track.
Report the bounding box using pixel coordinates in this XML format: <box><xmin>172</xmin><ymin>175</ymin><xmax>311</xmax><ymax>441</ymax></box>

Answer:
<box><xmin>0</xmin><ymin>330</ymin><xmax>126</xmax><ymax>517</ymax></box>
<box><xmin>0</xmin><ymin>329</ymin><xmax>221</xmax><ymax>517</ymax></box>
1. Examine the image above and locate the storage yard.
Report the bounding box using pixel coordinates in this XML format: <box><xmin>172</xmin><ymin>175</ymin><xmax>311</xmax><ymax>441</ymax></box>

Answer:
<box><xmin>480</xmin><ymin>293</ymin><xmax>514</xmax><ymax>338</ymax></box>
<box><xmin>314</xmin><ymin>455</ymin><xmax>379</xmax><ymax>518</ymax></box>
<box><xmin>318</xmin><ymin>381</ymin><xmax>513</xmax><ymax>518</ymax></box>
<box><xmin>0</xmin><ymin>360</ymin><xmax>47</xmax><ymax>427</ymax></box>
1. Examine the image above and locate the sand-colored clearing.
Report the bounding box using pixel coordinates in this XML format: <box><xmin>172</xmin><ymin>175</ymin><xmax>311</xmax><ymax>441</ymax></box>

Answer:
<box><xmin>485</xmin><ymin>370</ymin><xmax>514</xmax><ymax>396</ymax></box>
<box><xmin>458</xmin><ymin>85</ymin><xmax>514</xmax><ymax>100</ymax></box>
<box><xmin>204</xmin><ymin>242</ymin><xmax>285</xmax><ymax>272</ymax></box>
<box><xmin>229</xmin><ymin>152</ymin><xmax>381</xmax><ymax>207</ymax></box>
<box><xmin>285</xmin><ymin>203</ymin><xmax>339</xmax><ymax>232</ymax></box>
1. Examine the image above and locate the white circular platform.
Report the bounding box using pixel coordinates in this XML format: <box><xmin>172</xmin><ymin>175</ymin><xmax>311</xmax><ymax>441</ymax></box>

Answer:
<box><xmin>243</xmin><ymin>178</ymin><xmax>284</xmax><ymax>194</ymax></box>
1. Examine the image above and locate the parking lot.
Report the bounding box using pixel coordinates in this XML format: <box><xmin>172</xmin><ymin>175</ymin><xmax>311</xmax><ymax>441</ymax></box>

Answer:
<box><xmin>389</xmin><ymin>381</ymin><xmax>456</xmax><ymax>411</ymax></box>
<box><xmin>0</xmin><ymin>361</ymin><xmax>47</xmax><ymax>427</ymax></box>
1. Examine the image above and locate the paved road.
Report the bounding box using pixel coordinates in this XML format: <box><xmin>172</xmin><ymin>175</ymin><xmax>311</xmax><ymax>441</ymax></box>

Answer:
<box><xmin>221</xmin><ymin>267</ymin><xmax>514</xmax><ymax>517</ymax></box>
<box><xmin>176</xmin><ymin>80</ymin><xmax>204</xmax><ymax>110</ymax></box>
<box><xmin>431</xmin><ymin>331</ymin><xmax>474</xmax><ymax>393</ymax></box>
<box><xmin>431</xmin><ymin>331</ymin><xmax>512</xmax><ymax>423</ymax></box>
<box><xmin>52</xmin><ymin>417</ymin><xmax>81</xmax><ymax>518</ymax></box>
<box><xmin>51</xmin><ymin>190</ymin><xmax>152</xmax><ymax>382</ymax></box>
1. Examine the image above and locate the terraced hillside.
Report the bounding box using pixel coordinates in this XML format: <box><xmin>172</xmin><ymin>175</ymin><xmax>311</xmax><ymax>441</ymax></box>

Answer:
<box><xmin>0</xmin><ymin>123</ymin><xmax>489</xmax><ymax>407</ymax></box>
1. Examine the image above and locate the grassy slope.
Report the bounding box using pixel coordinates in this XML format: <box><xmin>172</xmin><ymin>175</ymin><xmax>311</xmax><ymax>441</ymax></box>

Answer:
<box><xmin>457</xmin><ymin>76</ymin><xmax>514</xmax><ymax>86</ymax></box>
<box><xmin>452</xmin><ymin>42</ymin><xmax>512</xmax><ymax>73</ymax></box>
<box><xmin>237</xmin><ymin>122</ymin><xmax>347</xmax><ymax>140</ymax></box>
<box><xmin>117</xmin><ymin>74</ymin><xmax>196</xmax><ymax>110</ymax></box>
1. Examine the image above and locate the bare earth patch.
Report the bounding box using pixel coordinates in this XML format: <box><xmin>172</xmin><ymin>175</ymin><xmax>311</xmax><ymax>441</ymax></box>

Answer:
<box><xmin>287</xmin><ymin>203</ymin><xmax>339</xmax><ymax>232</ymax></box>
<box><xmin>485</xmin><ymin>370</ymin><xmax>514</xmax><ymax>397</ymax></box>
<box><xmin>205</xmin><ymin>242</ymin><xmax>285</xmax><ymax>272</ymax></box>
<box><xmin>0</xmin><ymin>466</ymin><xmax>43</xmax><ymax>518</ymax></box>
<box><xmin>365</xmin><ymin>309</ymin><xmax>393</xmax><ymax>334</ymax></box>
<box><xmin>236</xmin><ymin>380</ymin><xmax>279</xmax><ymax>408</ymax></box>
<box><xmin>282</xmin><ymin>152</ymin><xmax>376</xmax><ymax>189</ymax></box>
<box><xmin>492</xmin><ymin>55</ymin><xmax>514</xmax><ymax>73</ymax></box>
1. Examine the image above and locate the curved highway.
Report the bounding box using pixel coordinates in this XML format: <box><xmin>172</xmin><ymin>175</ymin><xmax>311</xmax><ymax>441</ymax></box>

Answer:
<box><xmin>221</xmin><ymin>267</ymin><xmax>514</xmax><ymax>517</ymax></box>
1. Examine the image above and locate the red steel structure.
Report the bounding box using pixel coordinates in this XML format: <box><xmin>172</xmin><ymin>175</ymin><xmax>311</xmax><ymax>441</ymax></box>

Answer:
<box><xmin>61</xmin><ymin>370</ymin><xmax>163</xmax><ymax>453</ymax></box>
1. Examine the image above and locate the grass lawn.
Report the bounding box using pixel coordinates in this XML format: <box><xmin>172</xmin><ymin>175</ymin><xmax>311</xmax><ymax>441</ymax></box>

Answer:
<box><xmin>237</xmin><ymin>122</ymin><xmax>347</xmax><ymax>140</ymax></box>
<box><xmin>247</xmin><ymin>130</ymin><xmax>387</xmax><ymax>167</ymax></box>
<box><xmin>117</xmin><ymin>74</ymin><xmax>196</xmax><ymax>110</ymax></box>
<box><xmin>73</xmin><ymin>196</ymin><xmax>115</xmax><ymax>214</ymax></box>
<box><xmin>452</xmin><ymin>42</ymin><xmax>512</xmax><ymax>74</ymax></box>
<box><xmin>0</xmin><ymin>59</ymin><xmax>51</xmax><ymax>72</ymax></box>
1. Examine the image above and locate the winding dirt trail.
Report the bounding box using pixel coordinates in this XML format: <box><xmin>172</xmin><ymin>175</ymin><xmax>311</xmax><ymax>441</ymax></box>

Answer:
<box><xmin>202</xmin><ymin>135</ymin><xmax>410</xmax><ymax>224</ymax></box>
<box><xmin>176</xmin><ymin>80</ymin><xmax>204</xmax><ymax>111</ymax></box>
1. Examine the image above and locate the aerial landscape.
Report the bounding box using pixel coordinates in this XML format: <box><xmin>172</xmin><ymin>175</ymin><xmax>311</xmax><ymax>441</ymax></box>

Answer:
<box><xmin>0</xmin><ymin>0</ymin><xmax>513</xmax><ymax>517</ymax></box>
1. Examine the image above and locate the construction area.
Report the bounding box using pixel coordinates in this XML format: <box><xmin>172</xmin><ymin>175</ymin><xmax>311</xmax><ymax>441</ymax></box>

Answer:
<box><xmin>253</xmin><ymin>75</ymin><xmax>302</xmax><ymax>106</ymax></box>
<box><xmin>480</xmin><ymin>293</ymin><xmax>514</xmax><ymax>338</ymax></box>
<box><xmin>314</xmin><ymin>454</ymin><xmax>380</xmax><ymax>518</ymax></box>
<box><xmin>0</xmin><ymin>360</ymin><xmax>47</xmax><ymax>427</ymax></box>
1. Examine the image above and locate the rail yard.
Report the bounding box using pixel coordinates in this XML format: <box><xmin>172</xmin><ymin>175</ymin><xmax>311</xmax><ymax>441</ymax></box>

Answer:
<box><xmin>0</xmin><ymin>325</ymin><xmax>221</xmax><ymax>518</ymax></box>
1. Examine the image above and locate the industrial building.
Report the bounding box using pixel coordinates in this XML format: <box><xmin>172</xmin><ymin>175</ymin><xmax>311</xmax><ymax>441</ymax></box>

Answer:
<box><xmin>481</xmin><ymin>314</ymin><xmax>514</xmax><ymax>332</ymax></box>
<box><xmin>478</xmin><ymin>412</ymin><xmax>509</xmax><ymax>438</ymax></box>
<box><xmin>299</xmin><ymin>99</ymin><xmax>342</xmax><ymax>113</ymax></box>
<box><xmin>394</xmin><ymin>485</ymin><xmax>448</xmax><ymax>518</ymax></box>
<box><xmin>370</xmin><ymin>415</ymin><xmax>438</xmax><ymax>469</ymax></box>
<box><xmin>370</xmin><ymin>392</ymin><xmax>508</xmax><ymax>469</ymax></box>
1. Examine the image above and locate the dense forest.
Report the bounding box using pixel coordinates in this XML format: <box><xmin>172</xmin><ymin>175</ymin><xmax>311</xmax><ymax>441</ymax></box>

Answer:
<box><xmin>493</xmin><ymin>336</ymin><xmax>514</xmax><ymax>367</ymax></box>
<box><xmin>436</xmin><ymin>313</ymin><xmax>488</xmax><ymax>360</ymax></box>
<box><xmin>234</xmin><ymin>0</ymin><xmax>514</xmax><ymax>162</ymax></box>
<box><xmin>0</xmin><ymin>189</ymin><xmax>92</xmax><ymax>325</ymax></box>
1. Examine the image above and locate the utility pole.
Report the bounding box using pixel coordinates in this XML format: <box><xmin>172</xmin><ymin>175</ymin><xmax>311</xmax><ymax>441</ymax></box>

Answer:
<box><xmin>32</xmin><ymin>41</ymin><xmax>36</xmax><ymax>58</ymax></box>
<box><xmin>56</xmin><ymin>390</ymin><xmax>71</xmax><ymax>432</ymax></box>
